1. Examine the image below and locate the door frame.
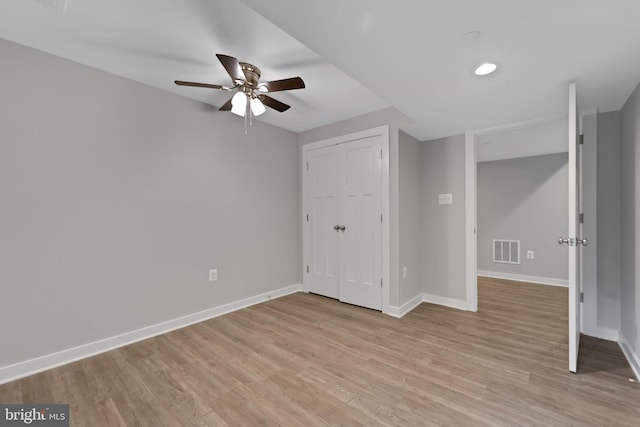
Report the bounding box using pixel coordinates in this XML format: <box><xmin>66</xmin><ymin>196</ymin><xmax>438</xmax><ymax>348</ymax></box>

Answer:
<box><xmin>302</xmin><ymin>125</ymin><xmax>391</xmax><ymax>314</ymax></box>
<box><xmin>464</xmin><ymin>116</ymin><xmax>569</xmax><ymax>313</ymax></box>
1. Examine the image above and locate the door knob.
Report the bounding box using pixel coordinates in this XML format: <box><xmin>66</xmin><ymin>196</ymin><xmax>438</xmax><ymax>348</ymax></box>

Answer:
<box><xmin>339</xmin><ymin>225</ymin><xmax>346</xmax><ymax>232</ymax></box>
<box><xmin>334</xmin><ymin>225</ymin><xmax>340</xmax><ymax>231</ymax></box>
<box><xmin>558</xmin><ymin>237</ymin><xmax>589</xmax><ymax>246</ymax></box>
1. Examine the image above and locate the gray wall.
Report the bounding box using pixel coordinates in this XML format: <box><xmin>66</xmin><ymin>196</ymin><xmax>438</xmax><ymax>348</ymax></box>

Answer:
<box><xmin>477</xmin><ymin>153</ymin><xmax>568</xmax><ymax>280</ymax></box>
<box><xmin>297</xmin><ymin>107</ymin><xmax>414</xmax><ymax>307</ymax></box>
<box><xmin>621</xmin><ymin>80</ymin><xmax>640</xmax><ymax>360</ymax></box>
<box><xmin>421</xmin><ymin>135</ymin><xmax>467</xmax><ymax>300</ymax></box>
<box><xmin>0</xmin><ymin>39</ymin><xmax>300</xmax><ymax>367</ymax></box>
<box><xmin>596</xmin><ymin>111</ymin><xmax>622</xmax><ymax>332</ymax></box>
<box><xmin>398</xmin><ymin>131</ymin><xmax>423</xmax><ymax>305</ymax></box>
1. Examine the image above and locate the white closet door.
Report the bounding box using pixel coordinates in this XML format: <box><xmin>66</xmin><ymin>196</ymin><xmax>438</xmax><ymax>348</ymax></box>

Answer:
<box><xmin>307</xmin><ymin>145</ymin><xmax>340</xmax><ymax>299</ymax></box>
<box><xmin>338</xmin><ymin>135</ymin><xmax>382</xmax><ymax>310</ymax></box>
<box><xmin>305</xmin><ymin>134</ymin><xmax>383</xmax><ymax>310</ymax></box>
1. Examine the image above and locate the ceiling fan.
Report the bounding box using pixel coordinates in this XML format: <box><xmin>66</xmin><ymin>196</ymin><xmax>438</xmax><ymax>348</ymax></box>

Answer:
<box><xmin>175</xmin><ymin>54</ymin><xmax>305</xmax><ymax>118</ymax></box>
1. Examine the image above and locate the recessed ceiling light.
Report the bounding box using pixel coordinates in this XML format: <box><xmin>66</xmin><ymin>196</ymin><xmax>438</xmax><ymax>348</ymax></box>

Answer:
<box><xmin>461</xmin><ymin>31</ymin><xmax>482</xmax><ymax>43</ymax></box>
<box><xmin>475</xmin><ymin>62</ymin><xmax>497</xmax><ymax>76</ymax></box>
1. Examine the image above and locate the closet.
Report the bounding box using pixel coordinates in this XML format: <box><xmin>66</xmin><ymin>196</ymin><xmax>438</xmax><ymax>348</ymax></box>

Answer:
<box><xmin>302</xmin><ymin>128</ymin><xmax>385</xmax><ymax>310</ymax></box>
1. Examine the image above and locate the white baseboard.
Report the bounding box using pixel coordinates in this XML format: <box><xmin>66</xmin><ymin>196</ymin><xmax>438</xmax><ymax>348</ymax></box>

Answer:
<box><xmin>423</xmin><ymin>293</ymin><xmax>468</xmax><ymax>311</ymax></box>
<box><xmin>619</xmin><ymin>333</ymin><xmax>640</xmax><ymax>382</ymax></box>
<box><xmin>477</xmin><ymin>270</ymin><xmax>568</xmax><ymax>287</ymax></box>
<box><xmin>583</xmin><ymin>326</ymin><xmax>619</xmax><ymax>342</ymax></box>
<box><xmin>387</xmin><ymin>293</ymin><xmax>423</xmax><ymax>318</ymax></box>
<box><xmin>0</xmin><ymin>284</ymin><xmax>302</xmax><ymax>385</ymax></box>
<box><xmin>387</xmin><ymin>292</ymin><xmax>469</xmax><ymax>317</ymax></box>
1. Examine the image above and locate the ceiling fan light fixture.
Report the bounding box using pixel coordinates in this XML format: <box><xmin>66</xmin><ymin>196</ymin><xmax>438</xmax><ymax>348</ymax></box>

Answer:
<box><xmin>250</xmin><ymin>97</ymin><xmax>266</xmax><ymax>116</ymax></box>
<box><xmin>475</xmin><ymin>62</ymin><xmax>497</xmax><ymax>76</ymax></box>
<box><xmin>231</xmin><ymin>91</ymin><xmax>247</xmax><ymax>116</ymax></box>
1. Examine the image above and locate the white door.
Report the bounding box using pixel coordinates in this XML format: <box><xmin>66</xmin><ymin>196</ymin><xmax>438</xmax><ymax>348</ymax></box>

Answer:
<box><xmin>305</xmin><ymin>135</ymin><xmax>383</xmax><ymax>310</ymax></box>
<box><xmin>307</xmin><ymin>145</ymin><xmax>340</xmax><ymax>299</ymax></box>
<box><xmin>564</xmin><ymin>82</ymin><xmax>585</xmax><ymax>373</ymax></box>
<box><xmin>339</xmin><ymin>136</ymin><xmax>383</xmax><ymax>310</ymax></box>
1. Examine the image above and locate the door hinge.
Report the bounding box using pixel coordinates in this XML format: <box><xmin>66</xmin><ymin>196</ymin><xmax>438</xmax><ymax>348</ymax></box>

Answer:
<box><xmin>306</xmin><ymin>214</ymin><xmax>309</xmax><ymax>222</ymax></box>
<box><xmin>306</xmin><ymin>162</ymin><xmax>309</xmax><ymax>171</ymax></box>
<box><xmin>579</xmin><ymin>292</ymin><xmax>584</xmax><ymax>303</ymax></box>
<box><xmin>380</xmin><ymin>214</ymin><xmax>383</xmax><ymax>224</ymax></box>
<box><xmin>380</xmin><ymin>149</ymin><xmax>383</xmax><ymax>159</ymax></box>
<box><xmin>579</xmin><ymin>134</ymin><xmax>584</xmax><ymax>145</ymax></box>
<box><xmin>306</xmin><ymin>265</ymin><xmax>309</xmax><ymax>273</ymax></box>
<box><xmin>579</xmin><ymin>213</ymin><xmax>584</xmax><ymax>223</ymax></box>
<box><xmin>380</xmin><ymin>278</ymin><xmax>383</xmax><ymax>287</ymax></box>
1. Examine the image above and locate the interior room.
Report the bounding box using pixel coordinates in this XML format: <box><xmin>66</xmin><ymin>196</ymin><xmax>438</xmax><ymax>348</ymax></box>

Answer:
<box><xmin>476</xmin><ymin>121</ymin><xmax>569</xmax><ymax>286</ymax></box>
<box><xmin>1</xmin><ymin>0</ymin><xmax>639</xmax><ymax>425</ymax></box>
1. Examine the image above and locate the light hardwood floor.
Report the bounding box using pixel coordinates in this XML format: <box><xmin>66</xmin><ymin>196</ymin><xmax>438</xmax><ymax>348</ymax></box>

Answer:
<box><xmin>1</xmin><ymin>277</ymin><xmax>638</xmax><ymax>426</ymax></box>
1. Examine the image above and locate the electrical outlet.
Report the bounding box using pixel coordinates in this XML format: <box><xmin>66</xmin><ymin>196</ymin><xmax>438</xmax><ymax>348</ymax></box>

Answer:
<box><xmin>209</xmin><ymin>268</ymin><xmax>218</xmax><ymax>282</ymax></box>
<box><xmin>527</xmin><ymin>251</ymin><xmax>534</xmax><ymax>260</ymax></box>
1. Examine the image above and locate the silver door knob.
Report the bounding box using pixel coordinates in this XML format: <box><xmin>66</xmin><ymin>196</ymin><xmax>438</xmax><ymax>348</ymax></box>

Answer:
<box><xmin>578</xmin><ymin>238</ymin><xmax>588</xmax><ymax>246</ymax></box>
<box><xmin>558</xmin><ymin>237</ymin><xmax>569</xmax><ymax>245</ymax></box>
<box><xmin>339</xmin><ymin>225</ymin><xmax>346</xmax><ymax>232</ymax></box>
<box><xmin>334</xmin><ymin>225</ymin><xmax>340</xmax><ymax>231</ymax></box>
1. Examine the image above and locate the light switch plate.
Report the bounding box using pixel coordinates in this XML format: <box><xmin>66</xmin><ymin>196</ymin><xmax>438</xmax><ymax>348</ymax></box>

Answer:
<box><xmin>438</xmin><ymin>193</ymin><xmax>453</xmax><ymax>205</ymax></box>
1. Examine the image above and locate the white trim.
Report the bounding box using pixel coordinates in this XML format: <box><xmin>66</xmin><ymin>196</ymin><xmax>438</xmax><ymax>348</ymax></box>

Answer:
<box><xmin>301</xmin><ymin>125</ymin><xmax>391</xmax><ymax>314</ymax></box>
<box><xmin>465</xmin><ymin>132</ymin><xmax>478</xmax><ymax>311</ymax></box>
<box><xmin>423</xmin><ymin>293</ymin><xmax>468</xmax><ymax>311</ymax></box>
<box><xmin>388</xmin><ymin>292</ymin><xmax>469</xmax><ymax>317</ymax></box>
<box><xmin>583</xmin><ymin>327</ymin><xmax>619</xmax><ymax>342</ymax></box>
<box><xmin>381</xmin><ymin>126</ymin><xmax>391</xmax><ymax>314</ymax></box>
<box><xmin>477</xmin><ymin>270</ymin><xmax>568</xmax><ymax>287</ymax></box>
<box><xmin>0</xmin><ymin>284</ymin><xmax>302</xmax><ymax>385</ymax></box>
<box><xmin>619</xmin><ymin>333</ymin><xmax>640</xmax><ymax>381</ymax></box>
<box><xmin>465</xmin><ymin>117</ymin><xmax>570</xmax><ymax>315</ymax></box>
<box><xmin>387</xmin><ymin>293</ymin><xmax>423</xmax><ymax>318</ymax></box>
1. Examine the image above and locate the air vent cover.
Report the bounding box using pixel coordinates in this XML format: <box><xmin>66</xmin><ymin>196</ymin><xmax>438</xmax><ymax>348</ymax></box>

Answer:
<box><xmin>34</xmin><ymin>0</ymin><xmax>67</xmax><ymax>13</ymax></box>
<box><xmin>493</xmin><ymin>239</ymin><xmax>520</xmax><ymax>264</ymax></box>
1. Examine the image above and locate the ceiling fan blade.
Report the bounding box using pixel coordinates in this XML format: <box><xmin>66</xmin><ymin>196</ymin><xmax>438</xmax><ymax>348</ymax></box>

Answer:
<box><xmin>258</xmin><ymin>95</ymin><xmax>290</xmax><ymax>112</ymax></box>
<box><xmin>219</xmin><ymin>96</ymin><xmax>233</xmax><ymax>111</ymax></box>
<box><xmin>216</xmin><ymin>54</ymin><xmax>244</xmax><ymax>83</ymax></box>
<box><xmin>175</xmin><ymin>80</ymin><xmax>224</xmax><ymax>90</ymax></box>
<box><xmin>261</xmin><ymin>77</ymin><xmax>305</xmax><ymax>93</ymax></box>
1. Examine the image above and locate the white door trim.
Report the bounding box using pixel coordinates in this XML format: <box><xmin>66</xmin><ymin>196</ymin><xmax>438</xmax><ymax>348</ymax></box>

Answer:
<box><xmin>464</xmin><ymin>116</ymin><xmax>568</xmax><ymax>313</ymax></box>
<box><xmin>302</xmin><ymin>125</ymin><xmax>391</xmax><ymax>314</ymax></box>
<box><xmin>465</xmin><ymin>132</ymin><xmax>477</xmax><ymax>311</ymax></box>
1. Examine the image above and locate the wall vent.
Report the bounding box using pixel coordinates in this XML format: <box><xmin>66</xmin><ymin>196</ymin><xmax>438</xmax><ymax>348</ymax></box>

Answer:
<box><xmin>34</xmin><ymin>0</ymin><xmax>67</xmax><ymax>13</ymax></box>
<box><xmin>493</xmin><ymin>239</ymin><xmax>520</xmax><ymax>264</ymax></box>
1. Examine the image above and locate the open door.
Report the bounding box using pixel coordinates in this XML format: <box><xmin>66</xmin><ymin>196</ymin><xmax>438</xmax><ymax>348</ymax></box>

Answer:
<box><xmin>561</xmin><ymin>82</ymin><xmax>587</xmax><ymax>373</ymax></box>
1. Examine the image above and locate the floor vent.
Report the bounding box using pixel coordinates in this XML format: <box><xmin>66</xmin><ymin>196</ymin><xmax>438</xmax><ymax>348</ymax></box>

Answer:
<box><xmin>493</xmin><ymin>239</ymin><xmax>520</xmax><ymax>264</ymax></box>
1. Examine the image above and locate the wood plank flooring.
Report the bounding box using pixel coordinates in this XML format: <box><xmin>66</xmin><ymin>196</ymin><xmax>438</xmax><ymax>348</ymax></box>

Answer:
<box><xmin>1</xmin><ymin>277</ymin><xmax>638</xmax><ymax>426</ymax></box>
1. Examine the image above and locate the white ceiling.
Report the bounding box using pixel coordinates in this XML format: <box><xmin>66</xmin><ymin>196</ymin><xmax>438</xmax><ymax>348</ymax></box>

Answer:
<box><xmin>0</xmin><ymin>0</ymin><xmax>388</xmax><ymax>133</ymax></box>
<box><xmin>1</xmin><ymin>0</ymin><xmax>640</xmax><ymax>141</ymax></box>
<box><xmin>476</xmin><ymin>120</ymin><xmax>567</xmax><ymax>162</ymax></box>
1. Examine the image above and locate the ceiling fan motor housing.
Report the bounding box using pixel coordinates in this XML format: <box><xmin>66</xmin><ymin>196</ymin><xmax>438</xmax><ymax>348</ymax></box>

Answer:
<box><xmin>239</xmin><ymin>62</ymin><xmax>261</xmax><ymax>87</ymax></box>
